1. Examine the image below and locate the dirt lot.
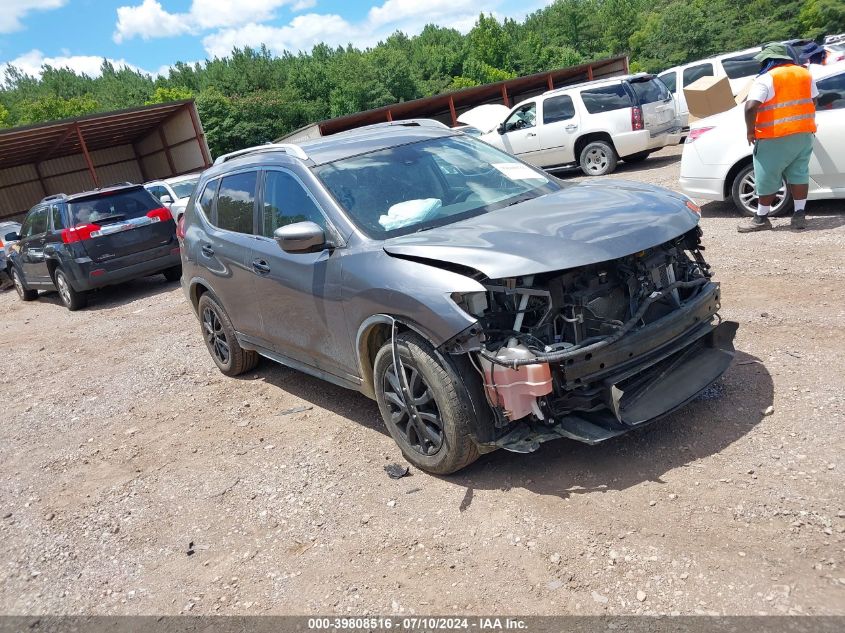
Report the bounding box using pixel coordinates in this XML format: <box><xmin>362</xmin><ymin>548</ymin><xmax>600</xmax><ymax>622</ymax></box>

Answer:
<box><xmin>1</xmin><ymin>145</ymin><xmax>844</xmax><ymax>616</ymax></box>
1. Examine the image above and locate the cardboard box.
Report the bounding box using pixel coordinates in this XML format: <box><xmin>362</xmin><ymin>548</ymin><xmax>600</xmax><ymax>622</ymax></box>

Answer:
<box><xmin>684</xmin><ymin>75</ymin><xmax>737</xmax><ymax>119</ymax></box>
<box><xmin>734</xmin><ymin>78</ymin><xmax>755</xmax><ymax>105</ymax></box>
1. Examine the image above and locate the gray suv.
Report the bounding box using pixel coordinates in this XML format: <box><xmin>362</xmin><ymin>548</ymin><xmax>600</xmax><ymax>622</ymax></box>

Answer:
<box><xmin>181</xmin><ymin>121</ymin><xmax>737</xmax><ymax>474</ymax></box>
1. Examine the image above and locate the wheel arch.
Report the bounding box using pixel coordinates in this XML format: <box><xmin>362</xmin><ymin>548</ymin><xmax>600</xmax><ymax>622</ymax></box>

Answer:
<box><xmin>724</xmin><ymin>156</ymin><xmax>753</xmax><ymax>200</ymax></box>
<box><xmin>574</xmin><ymin>131</ymin><xmax>617</xmax><ymax>160</ymax></box>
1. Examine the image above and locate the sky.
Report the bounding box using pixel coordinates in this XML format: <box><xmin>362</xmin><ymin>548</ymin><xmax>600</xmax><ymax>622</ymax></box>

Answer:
<box><xmin>0</xmin><ymin>0</ymin><xmax>553</xmax><ymax>79</ymax></box>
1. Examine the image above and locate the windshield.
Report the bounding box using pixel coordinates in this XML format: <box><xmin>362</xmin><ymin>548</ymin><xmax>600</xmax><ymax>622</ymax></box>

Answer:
<box><xmin>69</xmin><ymin>188</ymin><xmax>160</xmax><ymax>226</ymax></box>
<box><xmin>313</xmin><ymin>135</ymin><xmax>561</xmax><ymax>239</ymax></box>
<box><xmin>170</xmin><ymin>177</ymin><xmax>199</xmax><ymax>198</ymax></box>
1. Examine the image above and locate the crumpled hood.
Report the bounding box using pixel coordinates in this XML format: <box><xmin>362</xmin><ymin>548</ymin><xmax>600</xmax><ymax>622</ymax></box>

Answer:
<box><xmin>456</xmin><ymin>104</ymin><xmax>509</xmax><ymax>133</ymax></box>
<box><xmin>383</xmin><ymin>180</ymin><xmax>700</xmax><ymax>278</ymax></box>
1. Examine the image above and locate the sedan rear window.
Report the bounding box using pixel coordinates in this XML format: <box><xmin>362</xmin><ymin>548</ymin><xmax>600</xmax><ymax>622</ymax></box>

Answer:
<box><xmin>69</xmin><ymin>188</ymin><xmax>160</xmax><ymax>226</ymax></box>
<box><xmin>580</xmin><ymin>84</ymin><xmax>633</xmax><ymax>114</ymax></box>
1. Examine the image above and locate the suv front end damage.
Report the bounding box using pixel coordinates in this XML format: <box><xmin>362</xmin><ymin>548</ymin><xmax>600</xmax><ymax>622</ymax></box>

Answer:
<box><xmin>443</xmin><ymin>226</ymin><xmax>738</xmax><ymax>453</ymax></box>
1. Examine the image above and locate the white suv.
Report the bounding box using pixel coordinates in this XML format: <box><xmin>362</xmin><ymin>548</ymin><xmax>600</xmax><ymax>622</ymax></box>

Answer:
<box><xmin>480</xmin><ymin>74</ymin><xmax>681</xmax><ymax>176</ymax></box>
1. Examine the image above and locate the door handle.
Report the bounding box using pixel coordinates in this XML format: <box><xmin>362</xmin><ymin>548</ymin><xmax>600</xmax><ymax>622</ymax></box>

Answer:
<box><xmin>527</xmin><ymin>132</ymin><xmax>537</xmax><ymax>137</ymax></box>
<box><xmin>201</xmin><ymin>245</ymin><xmax>214</xmax><ymax>257</ymax></box>
<box><xmin>565</xmin><ymin>124</ymin><xmax>578</xmax><ymax>132</ymax></box>
<box><xmin>252</xmin><ymin>259</ymin><xmax>271</xmax><ymax>274</ymax></box>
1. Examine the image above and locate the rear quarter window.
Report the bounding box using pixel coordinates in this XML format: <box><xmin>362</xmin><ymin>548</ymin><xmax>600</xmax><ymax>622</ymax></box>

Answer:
<box><xmin>69</xmin><ymin>189</ymin><xmax>160</xmax><ymax>226</ymax></box>
<box><xmin>580</xmin><ymin>84</ymin><xmax>633</xmax><ymax>114</ymax></box>
<box><xmin>722</xmin><ymin>54</ymin><xmax>760</xmax><ymax>80</ymax></box>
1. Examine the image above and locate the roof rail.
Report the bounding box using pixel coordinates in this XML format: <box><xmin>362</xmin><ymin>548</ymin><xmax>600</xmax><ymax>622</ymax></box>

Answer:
<box><xmin>354</xmin><ymin>119</ymin><xmax>450</xmax><ymax>133</ymax></box>
<box><xmin>41</xmin><ymin>193</ymin><xmax>67</xmax><ymax>202</ymax></box>
<box><xmin>213</xmin><ymin>143</ymin><xmax>308</xmax><ymax>165</ymax></box>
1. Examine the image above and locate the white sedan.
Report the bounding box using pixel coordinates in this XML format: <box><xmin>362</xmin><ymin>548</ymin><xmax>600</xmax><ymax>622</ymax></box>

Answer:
<box><xmin>679</xmin><ymin>63</ymin><xmax>845</xmax><ymax>215</ymax></box>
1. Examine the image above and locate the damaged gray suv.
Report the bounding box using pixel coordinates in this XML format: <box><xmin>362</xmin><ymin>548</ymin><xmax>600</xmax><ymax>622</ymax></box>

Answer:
<box><xmin>180</xmin><ymin>120</ymin><xmax>737</xmax><ymax>474</ymax></box>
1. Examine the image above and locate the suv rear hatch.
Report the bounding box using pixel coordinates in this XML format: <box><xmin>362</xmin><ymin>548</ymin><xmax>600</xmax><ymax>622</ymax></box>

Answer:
<box><xmin>67</xmin><ymin>187</ymin><xmax>175</xmax><ymax>263</ymax></box>
<box><xmin>628</xmin><ymin>75</ymin><xmax>678</xmax><ymax>136</ymax></box>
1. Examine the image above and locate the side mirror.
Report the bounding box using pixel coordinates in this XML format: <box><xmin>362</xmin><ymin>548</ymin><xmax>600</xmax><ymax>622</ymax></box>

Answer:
<box><xmin>497</xmin><ymin>123</ymin><xmax>505</xmax><ymax>134</ymax></box>
<box><xmin>4</xmin><ymin>232</ymin><xmax>20</xmax><ymax>242</ymax></box>
<box><xmin>160</xmin><ymin>194</ymin><xmax>174</xmax><ymax>205</ymax></box>
<box><xmin>274</xmin><ymin>221</ymin><xmax>326</xmax><ymax>253</ymax></box>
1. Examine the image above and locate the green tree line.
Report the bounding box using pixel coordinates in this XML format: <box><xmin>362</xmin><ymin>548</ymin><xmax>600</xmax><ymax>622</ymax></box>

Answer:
<box><xmin>1</xmin><ymin>0</ymin><xmax>842</xmax><ymax>157</ymax></box>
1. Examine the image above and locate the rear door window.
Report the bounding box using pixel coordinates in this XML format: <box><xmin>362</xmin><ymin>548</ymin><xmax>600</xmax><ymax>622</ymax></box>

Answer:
<box><xmin>580</xmin><ymin>84</ymin><xmax>633</xmax><ymax>113</ymax></box>
<box><xmin>260</xmin><ymin>170</ymin><xmax>326</xmax><ymax>237</ymax></box>
<box><xmin>629</xmin><ymin>77</ymin><xmax>670</xmax><ymax>104</ymax></box>
<box><xmin>542</xmin><ymin>95</ymin><xmax>575</xmax><ymax>124</ymax></box>
<box><xmin>216</xmin><ymin>171</ymin><xmax>257</xmax><ymax>235</ymax></box>
<box><xmin>683</xmin><ymin>63</ymin><xmax>714</xmax><ymax>87</ymax></box>
<box><xmin>659</xmin><ymin>71</ymin><xmax>677</xmax><ymax>94</ymax></box>
<box><xmin>69</xmin><ymin>189</ymin><xmax>160</xmax><ymax>226</ymax></box>
<box><xmin>722</xmin><ymin>54</ymin><xmax>759</xmax><ymax>79</ymax></box>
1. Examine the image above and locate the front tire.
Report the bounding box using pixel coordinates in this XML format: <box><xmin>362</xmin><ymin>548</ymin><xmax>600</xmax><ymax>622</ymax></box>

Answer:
<box><xmin>579</xmin><ymin>140</ymin><xmax>618</xmax><ymax>176</ymax></box>
<box><xmin>54</xmin><ymin>268</ymin><xmax>87</xmax><ymax>311</ymax></box>
<box><xmin>12</xmin><ymin>267</ymin><xmax>38</xmax><ymax>301</ymax></box>
<box><xmin>197</xmin><ymin>293</ymin><xmax>258</xmax><ymax>376</ymax></box>
<box><xmin>731</xmin><ymin>163</ymin><xmax>792</xmax><ymax>217</ymax></box>
<box><xmin>373</xmin><ymin>332</ymin><xmax>479</xmax><ymax>475</ymax></box>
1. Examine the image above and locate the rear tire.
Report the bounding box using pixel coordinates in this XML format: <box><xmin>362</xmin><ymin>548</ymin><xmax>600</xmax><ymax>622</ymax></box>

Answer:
<box><xmin>373</xmin><ymin>332</ymin><xmax>479</xmax><ymax>475</ymax></box>
<box><xmin>12</xmin><ymin>267</ymin><xmax>38</xmax><ymax>301</ymax></box>
<box><xmin>624</xmin><ymin>151</ymin><xmax>651</xmax><ymax>163</ymax></box>
<box><xmin>163</xmin><ymin>265</ymin><xmax>182</xmax><ymax>282</ymax></box>
<box><xmin>197</xmin><ymin>293</ymin><xmax>258</xmax><ymax>376</ymax></box>
<box><xmin>579</xmin><ymin>140</ymin><xmax>618</xmax><ymax>176</ymax></box>
<box><xmin>54</xmin><ymin>268</ymin><xmax>87</xmax><ymax>311</ymax></box>
<box><xmin>730</xmin><ymin>163</ymin><xmax>793</xmax><ymax>217</ymax></box>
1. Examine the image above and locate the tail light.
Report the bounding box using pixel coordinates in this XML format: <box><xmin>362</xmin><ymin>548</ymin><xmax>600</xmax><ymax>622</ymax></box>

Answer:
<box><xmin>146</xmin><ymin>207</ymin><xmax>173</xmax><ymax>223</ymax></box>
<box><xmin>685</xmin><ymin>126</ymin><xmax>715</xmax><ymax>143</ymax></box>
<box><xmin>631</xmin><ymin>106</ymin><xmax>644</xmax><ymax>131</ymax></box>
<box><xmin>61</xmin><ymin>224</ymin><xmax>100</xmax><ymax>243</ymax></box>
<box><xmin>176</xmin><ymin>214</ymin><xmax>186</xmax><ymax>240</ymax></box>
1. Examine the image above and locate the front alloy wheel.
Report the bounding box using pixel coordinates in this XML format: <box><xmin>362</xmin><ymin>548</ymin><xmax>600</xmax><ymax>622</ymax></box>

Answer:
<box><xmin>732</xmin><ymin>164</ymin><xmax>792</xmax><ymax>217</ymax></box>
<box><xmin>383</xmin><ymin>362</ymin><xmax>444</xmax><ymax>456</ymax></box>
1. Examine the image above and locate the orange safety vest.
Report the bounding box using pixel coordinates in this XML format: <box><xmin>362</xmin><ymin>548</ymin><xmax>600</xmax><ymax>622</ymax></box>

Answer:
<box><xmin>755</xmin><ymin>65</ymin><xmax>817</xmax><ymax>139</ymax></box>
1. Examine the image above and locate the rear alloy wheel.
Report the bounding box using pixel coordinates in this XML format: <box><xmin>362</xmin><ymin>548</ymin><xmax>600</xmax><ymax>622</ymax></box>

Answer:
<box><xmin>579</xmin><ymin>140</ymin><xmax>618</xmax><ymax>176</ymax></box>
<box><xmin>54</xmin><ymin>269</ymin><xmax>87</xmax><ymax>311</ymax></box>
<box><xmin>373</xmin><ymin>332</ymin><xmax>478</xmax><ymax>475</ymax></box>
<box><xmin>162</xmin><ymin>265</ymin><xmax>182</xmax><ymax>282</ymax></box>
<box><xmin>12</xmin><ymin>267</ymin><xmax>38</xmax><ymax>301</ymax></box>
<box><xmin>731</xmin><ymin>163</ymin><xmax>792</xmax><ymax>217</ymax></box>
<box><xmin>197</xmin><ymin>293</ymin><xmax>258</xmax><ymax>376</ymax></box>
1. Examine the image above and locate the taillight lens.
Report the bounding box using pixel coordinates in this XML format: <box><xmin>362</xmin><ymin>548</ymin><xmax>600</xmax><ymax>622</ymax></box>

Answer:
<box><xmin>685</xmin><ymin>126</ymin><xmax>715</xmax><ymax>143</ymax></box>
<box><xmin>176</xmin><ymin>214</ymin><xmax>186</xmax><ymax>240</ymax></box>
<box><xmin>631</xmin><ymin>106</ymin><xmax>644</xmax><ymax>131</ymax></box>
<box><xmin>61</xmin><ymin>224</ymin><xmax>101</xmax><ymax>243</ymax></box>
<box><xmin>146</xmin><ymin>207</ymin><xmax>173</xmax><ymax>223</ymax></box>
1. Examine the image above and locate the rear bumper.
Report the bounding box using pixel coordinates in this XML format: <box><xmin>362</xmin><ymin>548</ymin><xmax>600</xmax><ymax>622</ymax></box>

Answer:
<box><xmin>66</xmin><ymin>245</ymin><xmax>180</xmax><ymax>291</ymax></box>
<box><xmin>679</xmin><ymin>175</ymin><xmax>726</xmax><ymax>201</ymax></box>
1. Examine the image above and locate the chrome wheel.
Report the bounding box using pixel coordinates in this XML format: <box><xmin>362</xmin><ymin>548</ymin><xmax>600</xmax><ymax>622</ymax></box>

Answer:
<box><xmin>383</xmin><ymin>363</ymin><xmax>444</xmax><ymax>457</ymax></box>
<box><xmin>56</xmin><ymin>272</ymin><xmax>72</xmax><ymax>306</ymax></box>
<box><xmin>738</xmin><ymin>171</ymin><xmax>787</xmax><ymax>215</ymax></box>
<box><xmin>584</xmin><ymin>148</ymin><xmax>609</xmax><ymax>174</ymax></box>
<box><xmin>202</xmin><ymin>306</ymin><xmax>230</xmax><ymax>366</ymax></box>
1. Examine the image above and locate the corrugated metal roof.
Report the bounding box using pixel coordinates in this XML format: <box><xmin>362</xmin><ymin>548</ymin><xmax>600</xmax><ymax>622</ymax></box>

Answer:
<box><xmin>0</xmin><ymin>100</ymin><xmax>194</xmax><ymax>170</ymax></box>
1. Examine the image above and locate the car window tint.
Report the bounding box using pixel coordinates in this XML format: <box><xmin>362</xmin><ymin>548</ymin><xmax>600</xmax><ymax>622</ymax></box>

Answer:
<box><xmin>171</xmin><ymin>179</ymin><xmax>198</xmax><ymax>199</ymax></box>
<box><xmin>24</xmin><ymin>208</ymin><xmax>49</xmax><ymax>237</ymax></box>
<box><xmin>659</xmin><ymin>71</ymin><xmax>677</xmax><ymax>94</ymax></box>
<box><xmin>216</xmin><ymin>171</ymin><xmax>256</xmax><ymax>234</ymax></box>
<box><xmin>543</xmin><ymin>95</ymin><xmax>575</xmax><ymax>124</ymax></box>
<box><xmin>69</xmin><ymin>189</ymin><xmax>159</xmax><ymax>226</ymax></box>
<box><xmin>817</xmin><ymin>73</ymin><xmax>845</xmax><ymax>110</ymax></box>
<box><xmin>261</xmin><ymin>170</ymin><xmax>325</xmax><ymax>238</ymax></box>
<box><xmin>197</xmin><ymin>179</ymin><xmax>218</xmax><ymax>217</ymax></box>
<box><xmin>148</xmin><ymin>186</ymin><xmax>164</xmax><ymax>201</ymax></box>
<box><xmin>504</xmin><ymin>103</ymin><xmax>536</xmax><ymax>131</ymax></box>
<box><xmin>683</xmin><ymin>63</ymin><xmax>714</xmax><ymax>87</ymax></box>
<box><xmin>580</xmin><ymin>84</ymin><xmax>633</xmax><ymax>113</ymax></box>
<box><xmin>50</xmin><ymin>205</ymin><xmax>64</xmax><ymax>230</ymax></box>
<box><xmin>722</xmin><ymin>54</ymin><xmax>759</xmax><ymax>79</ymax></box>
<box><xmin>629</xmin><ymin>77</ymin><xmax>669</xmax><ymax>104</ymax></box>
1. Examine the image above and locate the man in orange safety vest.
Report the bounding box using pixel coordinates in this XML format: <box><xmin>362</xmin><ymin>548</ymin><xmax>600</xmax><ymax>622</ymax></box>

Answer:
<box><xmin>738</xmin><ymin>43</ymin><xmax>818</xmax><ymax>233</ymax></box>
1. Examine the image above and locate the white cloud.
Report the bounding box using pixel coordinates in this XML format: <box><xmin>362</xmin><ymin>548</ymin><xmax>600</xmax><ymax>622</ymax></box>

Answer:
<box><xmin>3</xmin><ymin>49</ymin><xmax>155</xmax><ymax>78</ymax></box>
<box><xmin>202</xmin><ymin>0</ymin><xmax>488</xmax><ymax>58</ymax></box>
<box><xmin>291</xmin><ymin>0</ymin><xmax>316</xmax><ymax>10</ymax></box>
<box><xmin>0</xmin><ymin>0</ymin><xmax>66</xmax><ymax>33</ymax></box>
<box><xmin>113</xmin><ymin>0</ymin><xmax>304</xmax><ymax>43</ymax></box>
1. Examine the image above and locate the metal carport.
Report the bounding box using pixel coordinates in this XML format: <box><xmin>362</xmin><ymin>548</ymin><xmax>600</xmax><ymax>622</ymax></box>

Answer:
<box><xmin>0</xmin><ymin>99</ymin><xmax>212</xmax><ymax>221</ymax></box>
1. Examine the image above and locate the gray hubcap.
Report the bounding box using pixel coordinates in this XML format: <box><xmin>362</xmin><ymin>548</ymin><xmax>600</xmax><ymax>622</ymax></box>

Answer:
<box><xmin>56</xmin><ymin>273</ymin><xmax>71</xmax><ymax>305</ymax></box>
<box><xmin>585</xmin><ymin>148</ymin><xmax>609</xmax><ymax>174</ymax></box>
<box><xmin>738</xmin><ymin>171</ymin><xmax>787</xmax><ymax>214</ymax></box>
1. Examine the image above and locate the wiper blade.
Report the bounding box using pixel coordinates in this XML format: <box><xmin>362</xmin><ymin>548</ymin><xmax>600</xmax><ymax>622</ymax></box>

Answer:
<box><xmin>503</xmin><ymin>195</ymin><xmax>538</xmax><ymax>208</ymax></box>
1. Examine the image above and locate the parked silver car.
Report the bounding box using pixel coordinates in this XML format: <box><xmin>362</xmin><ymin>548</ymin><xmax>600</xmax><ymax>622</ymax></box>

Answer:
<box><xmin>180</xmin><ymin>121</ymin><xmax>737</xmax><ymax>474</ymax></box>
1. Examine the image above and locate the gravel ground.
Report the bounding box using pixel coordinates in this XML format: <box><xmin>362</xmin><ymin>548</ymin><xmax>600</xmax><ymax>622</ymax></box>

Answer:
<box><xmin>1</xmin><ymin>145</ymin><xmax>844</xmax><ymax>616</ymax></box>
